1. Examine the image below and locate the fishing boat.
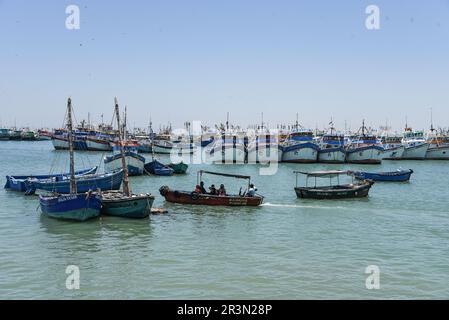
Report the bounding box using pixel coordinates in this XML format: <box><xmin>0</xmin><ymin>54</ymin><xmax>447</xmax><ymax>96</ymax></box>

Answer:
<box><xmin>25</xmin><ymin>170</ymin><xmax>123</xmax><ymax>195</ymax></box>
<box><xmin>207</xmin><ymin>134</ymin><xmax>246</xmax><ymax>164</ymax></box>
<box><xmin>168</xmin><ymin>161</ymin><xmax>188</xmax><ymax>174</ymax></box>
<box><xmin>294</xmin><ymin>170</ymin><xmax>374</xmax><ymax>199</ymax></box>
<box><xmin>51</xmin><ymin>129</ymin><xmax>88</xmax><ymax>150</ymax></box>
<box><xmin>100</xmin><ymin>98</ymin><xmax>155</xmax><ymax>219</ymax></box>
<box><xmin>317</xmin><ymin>121</ymin><xmax>345</xmax><ymax>163</ymax></box>
<box><xmin>345</xmin><ymin>121</ymin><xmax>384</xmax><ymax>164</ymax></box>
<box><xmin>401</xmin><ymin>127</ymin><xmax>429</xmax><ymax>160</ymax></box>
<box><xmin>0</xmin><ymin>128</ymin><xmax>9</xmax><ymax>140</ymax></box>
<box><xmin>144</xmin><ymin>159</ymin><xmax>174</xmax><ymax>176</ymax></box>
<box><xmin>104</xmin><ymin>141</ymin><xmax>145</xmax><ymax>176</ymax></box>
<box><xmin>37</xmin><ymin>129</ymin><xmax>52</xmax><ymax>140</ymax></box>
<box><xmin>39</xmin><ymin>98</ymin><xmax>102</xmax><ymax>221</ymax></box>
<box><xmin>86</xmin><ymin>133</ymin><xmax>113</xmax><ymax>151</ymax></box>
<box><xmin>281</xmin><ymin>125</ymin><xmax>319</xmax><ymax>163</ymax></box>
<box><xmin>159</xmin><ymin>170</ymin><xmax>264</xmax><ymax>206</ymax></box>
<box><xmin>8</xmin><ymin>129</ymin><xmax>22</xmax><ymax>140</ymax></box>
<box><xmin>352</xmin><ymin>169</ymin><xmax>413</xmax><ymax>182</ymax></box>
<box><xmin>4</xmin><ymin>167</ymin><xmax>97</xmax><ymax>192</ymax></box>
<box><xmin>425</xmin><ymin>115</ymin><xmax>449</xmax><ymax>160</ymax></box>
<box><xmin>247</xmin><ymin>133</ymin><xmax>282</xmax><ymax>163</ymax></box>
<box><xmin>381</xmin><ymin>136</ymin><xmax>405</xmax><ymax>160</ymax></box>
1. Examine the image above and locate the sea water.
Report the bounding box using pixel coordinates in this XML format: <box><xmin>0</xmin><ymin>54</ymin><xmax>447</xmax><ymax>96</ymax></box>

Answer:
<box><xmin>1</xmin><ymin>141</ymin><xmax>449</xmax><ymax>299</ymax></box>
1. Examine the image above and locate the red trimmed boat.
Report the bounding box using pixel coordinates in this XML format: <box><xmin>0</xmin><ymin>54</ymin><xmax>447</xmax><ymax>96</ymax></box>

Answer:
<box><xmin>159</xmin><ymin>170</ymin><xmax>264</xmax><ymax>206</ymax></box>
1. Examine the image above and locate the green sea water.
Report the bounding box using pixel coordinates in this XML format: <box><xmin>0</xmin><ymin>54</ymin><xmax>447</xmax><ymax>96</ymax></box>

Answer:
<box><xmin>1</xmin><ymin>141</ymin><xmax>449</xmax><ymax>299</ymax></box>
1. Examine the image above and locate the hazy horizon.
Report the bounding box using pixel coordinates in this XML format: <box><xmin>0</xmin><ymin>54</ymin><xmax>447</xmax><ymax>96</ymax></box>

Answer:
<box><xmin>1</xmin><ymin>0</ymin><xmax>448</xmax><ymax>132</ymax></box>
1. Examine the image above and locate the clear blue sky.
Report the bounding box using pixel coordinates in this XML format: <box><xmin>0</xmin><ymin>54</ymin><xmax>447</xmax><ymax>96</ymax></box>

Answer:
<box><xmin>1</xmin><ymin>0</ymin><xmax>448</xmax><ymax>132</ymax></box>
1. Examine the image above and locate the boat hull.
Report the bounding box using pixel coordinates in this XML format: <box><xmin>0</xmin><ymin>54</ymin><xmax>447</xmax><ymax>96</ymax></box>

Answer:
<box><xmin>101</xmin><ymin>193</ymin><xmax>155</xmax><ymax>218</ymax></box>
<box><xmin>401</xmin><ymin>143</ymin><xmax>429</xmax><ymax>160</ymax></box>
<box><xmin>247</xmin><ymin>145</ymin><xmax>282</xmax><ymax>163</ymax></box>
<box><xmin>295</xmin><ymin>181</ymin><xmax>373</xmax><ymax>199</ymax></box>
<box><xmin>86</xmin><ymin>138</ymin><xmax>113</xmax><ymax>151</ymax></box>
<box><xmin>382</xmin><ymin>146</ymin><xmax>405</xmax><ymax>160</ymax></box>
<box><xmin>27</xmin><ymin>170</ymin><xmax>123</xmax><ymax>194</ymax></box>
<box><xmin>5</xmin><ymin>167</ymin><xmax>98</xmax><ymax>192</ymax></box>
<box><xmin>345</xmin><ymin>146</ymin><xmax>384</xmax><ymax>164</ymax></box>
<box><xmin>425</xmin><ymin>146</ymin><xmax>449</xmax><ymax>160</ymax></box>
<box><xmin>208</xmin><ymin>146</ymin><xmax>246</xmax><ymax>164</ymax></box>
<box><xmin>318</xmin><ymin>147</ymin><xmax>346</xmax><ymax>163</ymax></box>
<box><xmin>159</xmin><ymin>187</ymin><xmax>263</xmax><ymax>206</ymax></box>
<box><xmin>353</xmin><ymin>169</ymin><xmax>413</xmax><ymax>182</ymax></box>
<box><xmin>168</xmin><ymin>162</ymin><xmax>188</xmax><ymax>174</ymax></box>
<box><xmin>104</xmin><ymin>152</ymin><xmax>145</xmax><ymax>176</ymax></box>
<box><xmin>39</xmin><ymin>193</ymin><xmax>101</xmax><ymax>221</ymax></box>
<box><xmin>281</xmin><ymin>143</ymin><xmax>319</xmax><ymax>163</ymax></box>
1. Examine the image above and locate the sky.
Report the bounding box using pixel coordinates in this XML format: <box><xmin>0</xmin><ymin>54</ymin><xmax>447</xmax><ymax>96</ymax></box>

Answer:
<box><xmin>0</xmin><ymin>0</ymin><xmax>448</xmax><ymax>132</ymax></box>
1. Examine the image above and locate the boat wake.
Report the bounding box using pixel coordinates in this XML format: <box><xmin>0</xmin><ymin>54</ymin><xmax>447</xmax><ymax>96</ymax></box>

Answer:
<box><xmin>261</xmin><ymin>202</ymin><xmax>346</xmax><ymax>210</ymax></box>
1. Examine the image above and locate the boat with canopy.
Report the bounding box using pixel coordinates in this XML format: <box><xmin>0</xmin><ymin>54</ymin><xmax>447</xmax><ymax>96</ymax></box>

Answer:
<box><xmin>159</xmin><ymin>170</ymin><xmax>264</xmax><ymax>206</ymax></box>
<box><xmin>294</xmin><ymin>170</ymin><xmax>374</xmax><ymax>199</ymax></box>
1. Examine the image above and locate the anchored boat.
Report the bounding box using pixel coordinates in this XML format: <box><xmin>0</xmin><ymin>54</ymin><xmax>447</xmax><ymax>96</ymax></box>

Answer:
<box><xmin>345</xmin><ymin>120</ymin><xmax>384</xmax><ymax>164</ymax></box>
<box><xmin>294</xmin><ymin>170</ymin><xmax>374</xmax><ymax>199</ymax></box>
<box><xmin>5</xmin><ymin>167</ymin><xmax>97</xmax><ymax>192</ymax></box>
<box><xmin>159</xmin><ymin>170</ymin><xmax>263</xmax><ymax>206</ymax></box>
<box><xmin>39</xmin><ymin>98</ymin><xmax>102</xmax><ymax>221</ymax></box>
<box><xmin>352</xmin><ymin>169</ymin><xmax>413</xmax><ymax>182</ymax></box>
<box><xmin>101</xmin><ymin>98</ymin><xmax>155</xmax><ymax>219</ymax></box>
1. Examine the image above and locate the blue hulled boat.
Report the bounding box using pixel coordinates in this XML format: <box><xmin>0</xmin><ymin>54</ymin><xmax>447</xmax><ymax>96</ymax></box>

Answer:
<box><xmin>39</xmin><ymin>98</ymin><xmax>102</xmax><ymax>221</ymax></box>
<box><xmin>5</xmin><ymin>167</ymin><xmax>97</xmax><ymax>192</ymax></box>
<box><xmin>26</xmin><ymin>170</ymin><xmax>123</xmax><ymax>195</ymax></box>
<box><xmin>144</xmin><ymin>159</ymin><xmax>174</xmax><ymax>176</ymax></box>
<box><xmin>40</xmin><ymin>192</ymin><xmax>102</xmax><ymax>221</ymax></box>
<box><xmin>352</xmin><ymin>169</ymin><xmax>413</xmax><ymax>182</ymax></box>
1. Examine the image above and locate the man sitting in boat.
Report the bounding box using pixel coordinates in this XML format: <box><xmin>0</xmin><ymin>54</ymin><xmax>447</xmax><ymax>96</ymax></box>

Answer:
<box><xmin>246</xmin><ymin>184</ymin><xmax>257</xmax><ymax>197</ymax></box>
<box><xmin>194</xmin><ymin>185</ymin><xmax>202</xmax><ymax>193</ymax></box>
<box><xmin>218</xmin><ymin>184</ymin><xmax>227</xmax><ymax>196</ymax></box>
<box><xmin>209</xmin><ymin>184</ymin><xmax>218</xmax><ymax>195</ymax></box>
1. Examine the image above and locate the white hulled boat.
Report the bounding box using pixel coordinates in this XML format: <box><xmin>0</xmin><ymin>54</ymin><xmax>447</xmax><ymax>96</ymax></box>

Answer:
<box><xmin>345</xmin><ymin>121</ymin><xmax>384</xmax><ymax>164</ymax></box>
<box><xmin>281</xmin><ymin>124</ymin><xmax>319</xmax><ymax>163</ymax></box>
<box><xmin>381</xmin><ymin>136</ymin><xmax>405</xmax><ymax>160</ymax></box>
<box><xmin>317</xmin><ymin>122</ymin><xmax>345</xmax><ymax>163</ymax></box>
<box><xmin>401</xmin><ymin>127</ymin><xmax>429</xmax><ymax>160</ymax></box>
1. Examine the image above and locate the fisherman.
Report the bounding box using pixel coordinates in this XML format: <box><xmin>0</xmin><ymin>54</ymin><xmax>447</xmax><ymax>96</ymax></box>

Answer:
<box><xmin>218</xmin><ymin>184</ymin><xmax>227</xmax><ymax>196</ymax></box>
<box><xmin>194</xmin><ymin>185</ymin><xmax>202</xmax><ymax>193</ymax></box>
<box><xmin>199</xmin><ymin>181</ymin><xmax>207</xmax><ymax>194</ymax></box>
<box><xmin>246</xmin><ymin>184</ymin><xmax>257</xmax><ymax>197</ymax></box>
<box><xmin>209</xmin><ymin>184</ymin><xmax>218</xmax><ymax>195</ymax></box>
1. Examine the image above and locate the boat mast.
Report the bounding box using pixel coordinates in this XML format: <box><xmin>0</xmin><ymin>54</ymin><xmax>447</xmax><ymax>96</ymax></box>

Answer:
<box><xmin>430</xmin><ymin>107</ymin><xmax>435</xmax><ymax>132</ymax></box>
<box><xmin>114</xmin><ymin>98</ymin><xmax>131</xmax><ymax>196</ymax></box>
<box><xmin>67</xmin><ymin>98</ymin><xmax>77</xmax><ymax>194</ymax></box>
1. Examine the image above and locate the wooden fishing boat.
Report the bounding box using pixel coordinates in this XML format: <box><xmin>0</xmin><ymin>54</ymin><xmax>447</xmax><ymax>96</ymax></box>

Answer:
<box><xmin>4</xmin><ymin>167</ymin><xmax>97</xmax><ymax>192</ymax></box>
<box><xmin>100</xmin><ymin>98</ymin><xmax>155</xmax><ymax>219</ymax></box>
<box><xmin>144</xmin><ymin>159</ymin><xmax>174</xmax><ymax>176</ymax></box>
<box><xmin>25</xmin><ymin>170</ymin><xmax>123</xmax><ymax>195</ymax></box>
<box><xmin>352</xmin><ymin>169</ymin><xmax>413</xmax><ymax>182</ymax></box>
<box><xmin>168</xmin><ymin>161</ymin><xmax>188</xmax><ymax>174</ymax></box>
<box><xmin>159</xmin><ymin>170</ymin><xmax>263</xmax><ymax>206</ymax></box>
<box><xmin>294</xmin><ymin>170</ymin><xmax>374</xmax><ymax>199</ymax></box>
<box><xmin>39</xmin><ymin>98</ymin><xmax>102</xmax><ymax>221</ymax></box>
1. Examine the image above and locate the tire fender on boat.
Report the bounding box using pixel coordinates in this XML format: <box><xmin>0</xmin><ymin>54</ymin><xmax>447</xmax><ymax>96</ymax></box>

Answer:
<box><xmin>190</xmin><ymin>191</ymin><xmax>199</xmax><ymax>200</ymax></box>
